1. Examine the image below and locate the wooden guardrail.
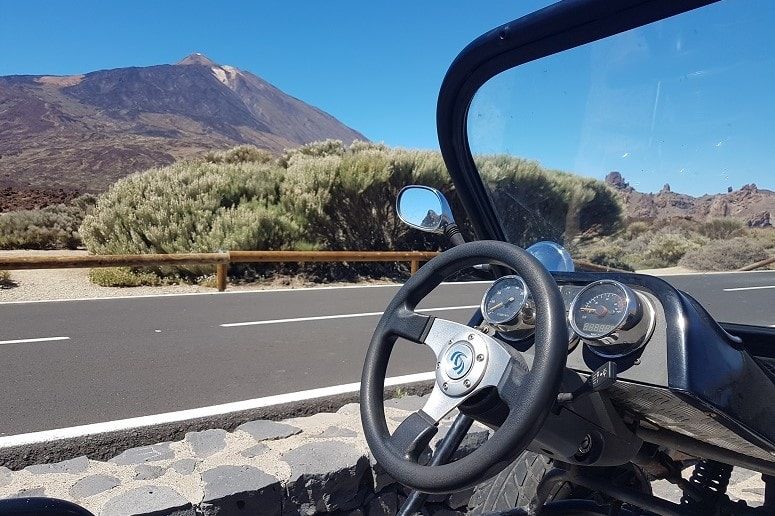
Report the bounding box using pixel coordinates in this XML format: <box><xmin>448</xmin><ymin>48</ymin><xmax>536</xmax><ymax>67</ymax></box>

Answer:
<box><xmin>0</xmin><ymin>251</ymin><xmax>439</xmax><ymax>292</ymax></box>
<box><xmin>0</xmin><ymin>251</ymin><xmax>631</xmax><ymax>292</ymax></box>
<box><xmin>738</xmin><ymin>256</ymin><xmax>775</xmax><ymax>272</ymax></box>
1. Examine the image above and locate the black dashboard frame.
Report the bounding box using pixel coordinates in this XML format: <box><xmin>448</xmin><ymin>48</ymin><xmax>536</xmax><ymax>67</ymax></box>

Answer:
<box><xmin>550</xmin><ymin>271</ymin><xmax>775</xmax><ymax>459</ymax></box>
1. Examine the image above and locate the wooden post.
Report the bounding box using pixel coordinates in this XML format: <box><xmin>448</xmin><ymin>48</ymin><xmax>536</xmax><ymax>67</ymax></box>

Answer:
<box><xmin>216</xmin><ymin>263</ymin><xmax>227</xmax><ymax>292</ymax></box>
<box><xmin>410</xmin><ymin>259</ymin><xmax>419</xmax><ymax>275</ymax></box>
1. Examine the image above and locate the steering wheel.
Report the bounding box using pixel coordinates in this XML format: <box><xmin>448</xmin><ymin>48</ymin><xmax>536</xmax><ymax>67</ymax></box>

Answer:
<box><xmin>360</xmin><ymin>240</ymin><xmax>568</xmax><ymax>493</ymax></box>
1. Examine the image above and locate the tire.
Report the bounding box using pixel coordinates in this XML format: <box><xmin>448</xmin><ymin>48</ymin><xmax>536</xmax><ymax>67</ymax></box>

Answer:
<box><xmin>467</xmin><ymin>451</ymin><xmax>652</xmax><ymax>515</ymax></box>
<box><xmin>467</xmin><ymin>451</ymin><xmax>578</xmax><ymax>514</ymax></box>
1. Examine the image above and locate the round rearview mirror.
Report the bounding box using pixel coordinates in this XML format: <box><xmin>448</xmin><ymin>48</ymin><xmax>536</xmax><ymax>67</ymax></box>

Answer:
<box><xmin>396</xmin><ymin>185</ymin><xmax>455</xmax><ymax>233</ymax></box>
<box><xmin>526</xmin><ymin>241</ymin><xmax>575</xmax><ymax>272</ymax></box>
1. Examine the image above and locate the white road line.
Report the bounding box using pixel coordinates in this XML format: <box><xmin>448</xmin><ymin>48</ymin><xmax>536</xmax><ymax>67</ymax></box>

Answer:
<box><xmin>0</xmin><ymin>280</ymin><xmax>493</xmax><ymax>306</ymax></box>
<box><xmin>0</xmin><ymin>336</ymin><xmax>70</xmax><ymax>345</ymax></box>
<box><xmin>220</xmin><ymin>305</ymin><xmax>480</xmax><ymax>328</ymax></box>
<box><xmin>722</xmin><ymin>285</ymin><xmax>775</xmax><ymax>292</ymax></box>
<box><xmin>0</xmin><ymin>371</ymin><xmax>435</xmax><ymax>447</ymax></box>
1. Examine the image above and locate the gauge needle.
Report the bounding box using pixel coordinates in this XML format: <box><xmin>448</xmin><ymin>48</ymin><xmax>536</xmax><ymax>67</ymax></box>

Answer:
<box><xmin>489</xmin><ymin>297</ymin><xmax>516</xmax><ymax>311</ymax></box>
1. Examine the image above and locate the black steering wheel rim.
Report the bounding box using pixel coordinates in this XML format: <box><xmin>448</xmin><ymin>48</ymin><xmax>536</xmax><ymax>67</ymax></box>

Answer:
<box><xmin>360</xmin><ymin>240</ymin><xmax>568</xmax><ymax>493</ymax></box>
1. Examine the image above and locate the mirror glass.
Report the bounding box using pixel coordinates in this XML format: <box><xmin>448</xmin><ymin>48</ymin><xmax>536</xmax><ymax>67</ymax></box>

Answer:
<box><xmin>397</xmin><ymin>186</ymin><xmax>445</xmax><ymax>231</ymax></box>
<box><xmin>526</xmin><ymin>241</ymin><xmax>575</xmax><ymax>272</ymax></box>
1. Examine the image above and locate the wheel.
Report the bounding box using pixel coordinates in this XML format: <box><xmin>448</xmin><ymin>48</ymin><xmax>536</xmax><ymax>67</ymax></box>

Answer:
<box><xmin>468</xmin><ymin>451</ymin><xmax>652</xmax><ymax>515</ymax></box>
<box><xmin>467</xmin><ymin>451</ymin><xmax>578</xmax><ymax>514</ymax></box>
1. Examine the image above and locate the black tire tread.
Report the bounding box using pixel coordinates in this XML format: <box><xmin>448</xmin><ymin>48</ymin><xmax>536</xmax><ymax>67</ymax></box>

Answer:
<box><xmin>467</xmin><ymin>451</ymin><xmax>551</xmax><ymax>514</ymax></box>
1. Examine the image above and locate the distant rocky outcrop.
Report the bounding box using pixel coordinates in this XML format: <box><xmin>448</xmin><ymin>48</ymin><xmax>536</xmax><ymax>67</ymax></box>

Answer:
<box><xmin>605</xmin><ymin>172</ymin><xmax>774</xmax><ymax>225</ymax></box>
<box><xmin>0</xmin><ymin>53</ymin><xmax>366</xmax><ymax>200</ymax></box>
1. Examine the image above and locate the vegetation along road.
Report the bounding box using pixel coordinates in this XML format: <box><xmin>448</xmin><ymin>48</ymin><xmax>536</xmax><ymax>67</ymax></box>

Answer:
<box><xmin>0</xmin><ymin>272</ymin><xmax>772</xmax><ymax>438</ymax></box>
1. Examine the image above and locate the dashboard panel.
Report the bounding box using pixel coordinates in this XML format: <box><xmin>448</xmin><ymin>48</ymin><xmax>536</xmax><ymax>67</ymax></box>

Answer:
<box><xmin>477</xmin><ymin>271</ymin><xmax>775</xmax><ymax>463</ymax></box>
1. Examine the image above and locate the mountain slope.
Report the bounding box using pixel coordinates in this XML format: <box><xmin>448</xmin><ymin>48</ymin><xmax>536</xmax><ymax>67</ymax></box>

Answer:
<box><xmin>0</xmin><ymin>53</ymin><xmax>366</xmax><ymax>197</ymax></box>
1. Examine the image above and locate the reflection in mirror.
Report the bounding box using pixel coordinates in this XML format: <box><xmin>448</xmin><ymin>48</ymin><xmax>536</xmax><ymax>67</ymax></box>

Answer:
<box><xmin>526</xmin><ymin>241</ymin><xmax>575</xmax><ymax>272</ymax></box>
<box><xmin>396</xmin><ymin>186</ymin><xmax>454</xmax><ymax>233</ymax></box>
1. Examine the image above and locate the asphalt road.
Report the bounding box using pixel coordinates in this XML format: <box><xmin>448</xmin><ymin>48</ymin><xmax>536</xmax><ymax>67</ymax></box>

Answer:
<box><xmin>0</xmin><ymin>271</ymin><xmax>773</xmax><ymax>436</ymax></box>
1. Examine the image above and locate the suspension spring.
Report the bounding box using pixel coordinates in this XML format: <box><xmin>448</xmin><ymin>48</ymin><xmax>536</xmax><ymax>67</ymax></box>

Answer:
<box><xmin>680</xmin><ymin>459</ymin><xmax>733</xmax><ymax>509</ymax></box>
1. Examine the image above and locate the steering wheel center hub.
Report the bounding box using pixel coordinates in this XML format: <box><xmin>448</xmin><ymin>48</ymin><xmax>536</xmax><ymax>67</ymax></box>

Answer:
<box><xmin>444</xmin><ymin>342</ymin><xmax>474</xmax><ymax>379</ymax></box>
<box><xmin>436</xmin><ymin>330</ymin><xmax>489</xmax><ymax>396</ymax></box>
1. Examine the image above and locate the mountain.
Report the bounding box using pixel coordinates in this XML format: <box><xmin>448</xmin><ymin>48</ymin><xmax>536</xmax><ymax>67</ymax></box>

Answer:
<box><xmin>605</xmin><ymin>172</ymin><xmax>773</xmax><ymax>228</ymax></box>
<box><xmin>0</xmin><ymin>53</ymin><xmax>366</xmax><ymax>205</ymax></box>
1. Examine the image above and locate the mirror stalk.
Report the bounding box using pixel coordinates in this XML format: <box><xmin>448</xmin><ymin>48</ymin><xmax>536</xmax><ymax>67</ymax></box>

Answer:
<box><xmin>442</xmin><ymin>222</ymin><xmax>466</xmax><ymax>247</ymax></box>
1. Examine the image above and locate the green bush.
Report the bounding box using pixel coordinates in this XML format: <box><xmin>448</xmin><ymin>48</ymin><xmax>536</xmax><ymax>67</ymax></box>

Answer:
<box><xmin>0</xmin><ymin>195</ymin><xmax>96</xmax><ymax>250</ymax></box>
<box><xmin>82</xmin><ymin>142</ymin><xmax>622</xmax><ymax>283</ymax></box>
<box><xmin>679</xmin><ymin>237</ymin><xmax>769</xmax><ymax>271</ymax></box>
<box><xmin>582</xmin><ymin>243</ymin><xmax>635</xmax><ymax>271</ymax></box>
<box><xmin>202</xmin><ymin>145</ymin><xmax>274</xmax><ymax>165</ymax></box>
<box><xmin>80</xmin><ymin>160</ymin><xmax>305</xmax><ymax>279</ymax></box>
<box><xmin>88</xmin><ymin>267</ymin><xmax>163</xmax><ymax>287</ymax></box>
<box><xmin>477</xmin><ymin>156</ymin><xmax>623</xmax><ymax>246</ymax></box>
<box><xmin>640</xmin><ymin>233</ymin><xmax>706</xmax><ymax>268</ymax></box>
<box><xmin>625</xmin><ymin>221</ymin><xmax>650</xmax><ymax>239</ymax></box>
<box><xmin>698</xmin><ymin>218</ymin><xmax>744</xmax><ymax>240</ymax></box>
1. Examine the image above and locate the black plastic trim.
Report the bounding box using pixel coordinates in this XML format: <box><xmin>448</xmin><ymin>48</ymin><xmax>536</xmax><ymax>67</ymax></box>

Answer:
<box><xmin>551</xmin><ymin>271</ymin><xmax>775</xmax><ymax>457</ymax></box>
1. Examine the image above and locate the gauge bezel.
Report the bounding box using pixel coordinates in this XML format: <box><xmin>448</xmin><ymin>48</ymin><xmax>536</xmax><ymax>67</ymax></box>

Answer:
<box><xmin>480</xmin><ymin>274</ymin><xmax>529</xmax><ymax>327</ymax></box>
<box><xmin>568</xmin><ymin>279</ymin><xmax>640</xmax><ymax>340</ymax></box>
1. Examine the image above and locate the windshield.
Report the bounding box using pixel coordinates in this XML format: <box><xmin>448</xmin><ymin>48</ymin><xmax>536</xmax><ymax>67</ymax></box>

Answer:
<box><xmin>467</xmin><ymin>0</ymin><xmax>774</xmax><ymax>327</ymax></box>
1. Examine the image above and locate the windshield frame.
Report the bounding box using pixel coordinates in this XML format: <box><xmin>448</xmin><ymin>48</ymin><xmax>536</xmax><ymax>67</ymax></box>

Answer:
<box><xmin>436</xmin><ymin>0</ymin><xmax>718</xmax><ymax>242</ymax></box>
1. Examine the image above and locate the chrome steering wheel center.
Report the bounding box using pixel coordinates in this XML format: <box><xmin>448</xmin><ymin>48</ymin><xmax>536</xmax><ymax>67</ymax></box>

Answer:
<box><xmin>434</xmin><ymin>330</ymin><xmax>490</xmax><ymax>397</ymax></box>
<box><xmin>444</xmin><ymin>342</ymin><xmax>474</xmax><ymax>379</ymax></box>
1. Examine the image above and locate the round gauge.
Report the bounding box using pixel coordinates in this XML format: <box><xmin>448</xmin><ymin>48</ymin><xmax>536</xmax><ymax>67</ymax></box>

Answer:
<box><xmin>481</xmin><ymin>275</ymin><xmax>529</xmax><ymax>327</ymax></box>
<box><xmin>569</xmin><ymin>280</ymin><xmax>641</xmax><ymax>340</ymax></box>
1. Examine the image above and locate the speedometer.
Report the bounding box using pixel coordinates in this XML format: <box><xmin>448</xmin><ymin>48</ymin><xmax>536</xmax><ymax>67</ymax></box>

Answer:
<box><xmin>569</xmin><ymin>280</ymin><xmax>641</xmax><ymax>340</ymax></box>
<box><xmin>480</xmin><ymin>275</ymin><xmax>533</xmax><ymax>339</ymax></box>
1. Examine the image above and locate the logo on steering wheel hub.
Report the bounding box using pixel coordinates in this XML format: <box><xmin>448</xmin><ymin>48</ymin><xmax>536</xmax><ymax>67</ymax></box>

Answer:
<box><xmin>444</xmin><ymin>342</ymin><xmax>474</xmax><ymax>380</ymax></box>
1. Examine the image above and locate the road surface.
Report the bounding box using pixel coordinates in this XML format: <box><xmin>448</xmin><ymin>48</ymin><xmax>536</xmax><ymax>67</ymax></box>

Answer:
<box><xmin>0</xmin><ymin>271</ymin><xmax>772</xmax><ymax>436</ymax></box>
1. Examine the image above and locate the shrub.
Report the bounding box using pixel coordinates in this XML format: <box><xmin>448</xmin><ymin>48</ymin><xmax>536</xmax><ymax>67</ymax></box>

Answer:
<box><xmin>746</xmin><ymin>227</ymin><xmax>775</xmax><ymax>251</ymax></box>
<box><xmin>477</xmin><ymin>155</ymin><xmax>623</xmax><ymax>246</ymax></box>
<box><xmin>640</xmin><ymin>233</ymin><xmax>705</xmax><ymax>268</ymax></box>
<box><xmin>0</xmin><ymin>195</ymin><xmax>96</xmax><ymax>250</ymax></box>
<box><xmin>202</xmin><ymin>145</ymin><xmax>274</xmax><ymax>165</ymax></box>
<box><xmin>88</xmin><ymin>267</ymin><xmax>162</xmax><ymax>287</ymax></box>
<box><xmin>80</xmin><ymin>160</ymin><xmax>305</xmax><ymax>279</ymax></box>
<box><xmin>82</xmin><ymin>142</ymin><xmax>622</xmax><ymax>283</ymax></box>
<box><xmin>278</xmin><ymin>139</ymin><xmax>348</xmax><ymax>167</ymax></box>
<box><xmin>625</xmin><ymin>221</ymin><xmax>650</xmax><ymax>239</ymax></box>
<box><xmin>679</xmin><ymin>237</ymin><xmax>769</xmax><ymax>271</ymax></box>
<box><xmin>582</xmin><ymin>243</ymin><xmax>635</xmax><ymax>271</ymax></box>
<box><xmin>0</xmin><ymin>270</ymin><xmax>12</xmax><ymax>287</ymax></box>
<box><xmin>281</xmin><ymin>146</ymin><xmax>450</xmax><ymax>253</ymax></box>
<box><xmin>698</xmin><ymin>218</ymin><xmax>744</xmax><ymax>240</ymax></box>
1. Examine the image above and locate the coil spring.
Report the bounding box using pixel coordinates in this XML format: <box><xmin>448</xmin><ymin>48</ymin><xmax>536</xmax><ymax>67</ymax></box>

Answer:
<box><xmin>680</xmin><ymin>460</ymin><xmax>733</xmax><ymax>509</ymax></box>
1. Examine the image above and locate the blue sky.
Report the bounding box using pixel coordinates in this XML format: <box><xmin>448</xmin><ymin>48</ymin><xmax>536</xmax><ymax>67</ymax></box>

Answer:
<box><xmin>0</xmin><ymin>0</ymin><xmax>548</xmax><ymax>149</ymax></box>
<box><xmin>468</xmin><ymin>0</ymin><xmax>775</xmax><ymax>195</ymax></box>
<box><xmin>2</xmin><ymin>0</ymin><xmax>773</xmax><ymax>195</ymax></box>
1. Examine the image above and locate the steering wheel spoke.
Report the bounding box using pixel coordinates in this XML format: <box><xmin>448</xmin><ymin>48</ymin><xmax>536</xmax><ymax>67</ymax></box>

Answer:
<box><xmin>388</xmin><ymin>411</ymin><xmax>439</xmax><ymax>462</ymax></box>
<box><xmin>384</xmin><ymin>306</ymin><xmax>435</xmax><ymax>345</ymax></box>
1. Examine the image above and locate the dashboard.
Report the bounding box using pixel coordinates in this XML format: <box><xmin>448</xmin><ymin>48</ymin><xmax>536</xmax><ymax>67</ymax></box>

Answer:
<box><xmin>480</xmin><ymin>275</ymin><xmax>658</xmax><ymax>365</ymax></box>
<box><xmin>471</xmin><ymin>270</ymin><xmax>775</xmax><ymax>464</ymax></box>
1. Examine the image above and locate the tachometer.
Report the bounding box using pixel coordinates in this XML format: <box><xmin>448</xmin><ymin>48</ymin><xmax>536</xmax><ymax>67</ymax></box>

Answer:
<box><xmin>569</xmin><ymin>280</ymin><xmax>641</xmax><ymax>340</ymax></box>
<box><xmin>480</xmin><ymin>275</ymin><xmax>533</xmax><ymax>338</ymax></box>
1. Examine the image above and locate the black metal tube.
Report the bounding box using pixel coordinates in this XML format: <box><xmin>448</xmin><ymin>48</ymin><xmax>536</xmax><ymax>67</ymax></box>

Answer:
<box><xmin>542</xmin><ymin>468</ymin><xmax>685</xmax><ymax>516</ymax></box>
<box><xmin>637</xmin><ymin>427</ymin><xmax>775</xmax><ymax>477</ymax></box>
<box><xmin>396</xmin><ymin>413</ymin><xmax>475</xmax><ymax>516</ymax></box>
